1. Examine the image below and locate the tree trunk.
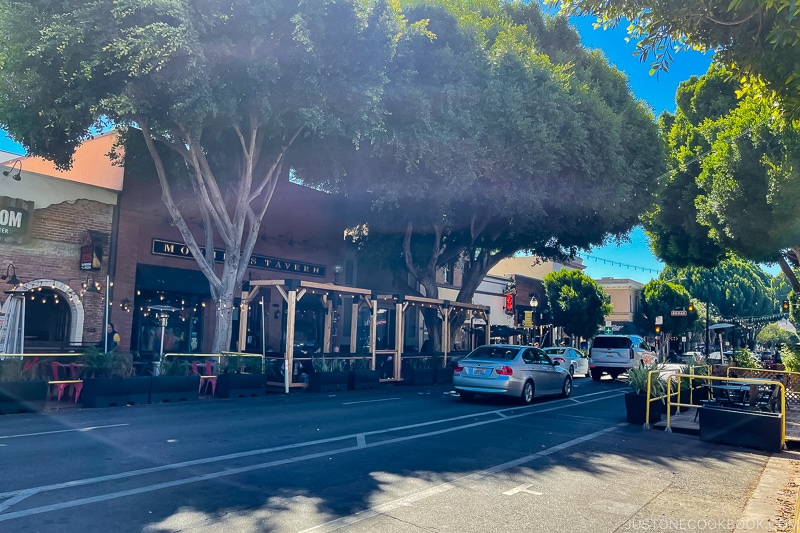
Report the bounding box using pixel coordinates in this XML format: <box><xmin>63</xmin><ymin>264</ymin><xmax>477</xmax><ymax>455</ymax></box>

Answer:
<box><xmin>419</xmin><ymin>276</ymin><xmax>441</xmax><ymax>351</ymax></box>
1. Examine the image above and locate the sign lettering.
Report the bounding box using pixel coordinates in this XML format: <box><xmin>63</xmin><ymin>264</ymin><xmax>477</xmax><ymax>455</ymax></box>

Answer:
<box><xmin>151</xmin><ymin>239</ymin><xmax>326</xmax><ymax>278</ymax></box>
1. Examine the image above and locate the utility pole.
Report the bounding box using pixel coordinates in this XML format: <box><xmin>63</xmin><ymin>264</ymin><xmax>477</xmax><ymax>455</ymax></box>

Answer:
<box><xmin>705</xmin><ymin>301</ymin><xmax>710</xmax><ymax>358</ymax></box>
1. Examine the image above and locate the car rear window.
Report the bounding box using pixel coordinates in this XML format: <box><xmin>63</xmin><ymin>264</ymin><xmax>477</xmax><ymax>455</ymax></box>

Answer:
<box><xmin>592</xmin><ymin>337</ymin><xmax>631</xmax><ymax>349</ymax></box>
<box><xmin>466</xmin><ymin>347</ymin><xmax>517</xmax><ymax>360</ymax></box>
<box><xmin>544</xmin><ymin>348</ymin><xmax>565</xmax><ymax>355</ymax></box>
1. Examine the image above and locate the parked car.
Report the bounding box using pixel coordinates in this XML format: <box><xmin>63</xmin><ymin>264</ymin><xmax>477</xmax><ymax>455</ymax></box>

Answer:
<box><xmin>680</xmin><ymin>351</ymin><xmax>704</xmax><ymax>364</ymax></box>
<box><xmin>543</xmin><ymin>346</ymin><xmax>590</xmax><ymax>377</ymax></box>
<box><xmin>706</xmin><ymin>351</ymin><xmax>733</xmax><ymax>365</ymax></box>
<box><xmin>453</xmin><ymin>344</ymin><xmax>572</xmax><ymax>404</ymax></box>
<box><xmin>588</xmin><ymin>335</ymin><xmax>656</xmax><ymax>381</ymax></box>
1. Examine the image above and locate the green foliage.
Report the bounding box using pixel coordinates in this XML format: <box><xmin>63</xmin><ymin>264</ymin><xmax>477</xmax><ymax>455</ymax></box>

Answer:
<box><xmin>409</xmin><ymin>357</ymin><xmax>434</xmax><ymax>370</ymax></box>
<box><xmin>733</xmin><ymin>347</ymin><xmax>760</xmax><ymax>369</ymax></box>
<box><xmin>547</xmin><ymin>0</ymin><xmax>800</xmax><ymax>118</ymax></box>
<box><xmin>221</xmin><ymin>356</ymin><xmax>263</xmax><ymax>374</ymax></box>
<box><xmin>636</xmin><ymin>278</ymin><xmax>696</xmax><ymax>335</ymax></box>
<box><xmin>311</xmin><ymin>356</ymin><xmax>345</xmax><ymax>373</ymax></box>
<box><xmin>679</xmin><ymin>355</ymin><xmax>709</xmax><ymax>388</ymax></box>
<box><xmin>0</xmin><ymin>357</ymin><xmax>45</xmax><ymax>382</ymax></box>
<box><xmin>79</xmin><ymin>347</ymin><xmax>134</xmax><ymax>378</ymax></box>
<box><xmin>160</xmin><ymin>358</ymin><xmax>190</xmax><ymax>377</ymax></box>
<box><xmin>543</xmin><ymin>270</ymin><xmax>612</xmax><ymax>340</ymax></box>
<box><xmin>349</xmin><ymin>358</ymin><xmax>372</xmax><ymax>371</ymax></box>
<box><xmin>315</xmin><ymin>1</ymin><xmax>664</xmax><ymax>328</ymax></box>
<box><xmin>780</xmin><ymin>344</ymin><xmax>800</xmax><ymax>373</ymax></box>
<box><xmin>626</xmin><ymin>360</ymin><xmax>668</xmax><ymax>398</ymax></box>
<box><xmin>757</xmin><ymin>322</ymin><xmax>800</xmax><ymax>349</ymax></box>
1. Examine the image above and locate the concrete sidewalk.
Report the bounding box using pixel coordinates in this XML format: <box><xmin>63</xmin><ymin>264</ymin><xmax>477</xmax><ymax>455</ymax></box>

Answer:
<box><xmin>735</xmin><ymin>451</ymin><xmax>800</xmax><ymax>532</ymax></box>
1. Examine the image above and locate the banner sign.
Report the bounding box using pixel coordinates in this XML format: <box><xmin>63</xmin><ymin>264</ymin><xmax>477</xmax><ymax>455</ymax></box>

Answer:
<box><xmin>152</xmin><ymin>239</ymin><xmax>326</xmax><ymax>278</ymax></box>
<box><xmin>0</xmin><ymin>196</ymin><xmax>33</xmax><ymax>244</ymax></box>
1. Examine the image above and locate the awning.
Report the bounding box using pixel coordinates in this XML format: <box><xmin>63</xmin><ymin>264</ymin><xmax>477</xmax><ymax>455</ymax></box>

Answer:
<box><xmin>135</xmin><ymin>264</ymin><xmax>211</xmax><ymax>295</ymax></box>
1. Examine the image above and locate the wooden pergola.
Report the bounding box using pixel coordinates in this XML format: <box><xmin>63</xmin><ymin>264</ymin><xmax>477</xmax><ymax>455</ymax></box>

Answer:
<box><xmin>238</xmin><ymin>279</ymin><xmax>490</xmax><ymax>393</ymax></box>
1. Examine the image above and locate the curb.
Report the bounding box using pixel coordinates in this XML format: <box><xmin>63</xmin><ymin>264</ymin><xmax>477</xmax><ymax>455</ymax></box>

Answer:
<box><xmin>734</xmin><ymin>452</ymin><xmax>800</xmax><ymax>532</ymax></box>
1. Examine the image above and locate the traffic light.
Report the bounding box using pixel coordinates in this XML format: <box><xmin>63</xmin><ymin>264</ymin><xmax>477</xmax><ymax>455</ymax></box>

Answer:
<box><xmin>687</xmin><ymin>303</ymin><xmax>694</xmax><ymax>313</ymax></box>
<box><xmin>783</xmin><ymin>300</ymin><xmax>790</xmax><ymax>311</ymax></box>
<box><xmin>655</xmin><ymin>325</ymin><xmax>661</xmax><ymax>334</ymax></box>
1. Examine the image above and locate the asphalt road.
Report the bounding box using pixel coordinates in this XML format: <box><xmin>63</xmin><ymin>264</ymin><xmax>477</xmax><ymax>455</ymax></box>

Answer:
<box><xmin>0</xmin><ymin>377</ymin><xmax>776</xmax><ymax>532</ymax></box>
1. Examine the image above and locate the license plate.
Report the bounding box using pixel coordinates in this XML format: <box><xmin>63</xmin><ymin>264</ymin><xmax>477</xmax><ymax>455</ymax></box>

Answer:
<box><xmin>473</xmin><ymin>368</ymin><xmax>486</xmax><ymax>375</ymax></box>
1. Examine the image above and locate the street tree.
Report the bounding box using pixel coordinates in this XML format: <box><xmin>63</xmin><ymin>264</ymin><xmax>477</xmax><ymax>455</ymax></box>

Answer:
<box><xmin>305</xmin><ymin>1</ymin><xmax>664</xmax><ymax>347</ymax></box>
<box><xmin>543</xmin><ymin>270</ymin><xmax>612</xmax><ymax>342</ymax></box>
<box><xmin>634</xmin><ymin>279</ymin><xmax>695</xmax><ymax>338</ymax></box>
<box><xmin>756</xmin><ymin>322</ymin><xmax>799</xmax><ymax>350</ymax></box>
<box><xmin>644</xmin><ymin>68</ymin><xmax>800</xmax><ymax>295</ymax></box>
<box><xmin>0</xmin><ymin>0</ymin><xmax>399</xmax><ymax>350</ymax></box>
<box><xmin>547</xmin><ymin>0</ymin><xmax>800</xmax><ymax>118</ymax></box>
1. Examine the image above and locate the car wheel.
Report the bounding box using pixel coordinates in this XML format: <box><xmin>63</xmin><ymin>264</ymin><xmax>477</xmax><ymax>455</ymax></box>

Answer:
<box><xmin>520</xmin><ymin>380</ymin><xmax>534</xmax><ymax>405</ymax></box>
<box><xmin>561</xmin><ymin>376</ymin><xmax>572</xmax><ymax>398</ymax></box>
<box><xmin>591</xmin><ymin>369</ymin><xmax>602</xmax><ymax>381</ymax></box>
<box><xmin>458</xmin><ymin>391</ymin><xmax>475</xmax><ymax>401</ymax></box>
<box><xmin>569</xmin><ymin>364</ymin><xmax>575</xmax><ymax>377</ymax></box>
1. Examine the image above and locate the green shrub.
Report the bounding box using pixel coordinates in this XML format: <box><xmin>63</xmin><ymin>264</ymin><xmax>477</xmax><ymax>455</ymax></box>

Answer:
<box><xmin>80</xmin><ymin>347</ymin><xmax>133</xmax><ymax>378</ymax></box>
<box><xmin>780</xmin><ymin>344</ymin><xmax>800</xmax><ymax>372</ymax></box>
<box><xmin>626</xmin><ymin>360</ymin><xmax>668</xmax><ymax>398</ymax></box>
<box><xmin>312</xmin><ymin>356</ymin><xmax>345</xmax><ymax>372</ymax></box>
<box><xmin>733</xmin><ymin>347</ymin><xmax>760</xmax><ymax>369</ymax></box>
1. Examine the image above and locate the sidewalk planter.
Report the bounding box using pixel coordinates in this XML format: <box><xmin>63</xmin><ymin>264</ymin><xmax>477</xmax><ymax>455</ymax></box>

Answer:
<box><xmin>81</xmin><ymin>376</ymin><xmax>151</xmax><ymax>408</ymax></box>
<box><xmin>308</xmin><ymin>371</ymin><xmax>349</xmax><ymax>393</ymax></box>
<box><xmin>348</xmin><ymin>370</ymin><xmax>379</xmax><ymax>390</ymax></box>
<box><xmin>149</xmin><ymin>375</ymin><xmax>201</xmax><ymax>404</ymax></box>
<box><xmin>624</xmin><ymin>392</ymin><xmax>662</xmax><ymax>425</ymax></box>
<box><xmin>435</xmin><ymin>366</ymin><xmax>453</xmax><ymax>385</ymax></box>
<box><xmin>0</xmin><ymin>381</ymin><xmax>48</xmax><ymax>414</ymax></box>
<box><xmin>400</xmin><ymin>368</ymin><xmax>435</xmax><ymax>386</ymax></box>
<box><xmin>698</xmin><ymin>405</ymin><xmax>783</xmax><ymax>453</ymax></box>
<box><xmin>215</xmin><ymin>373</ymin><xmax>266</xmax><ymax>398</ymax></box>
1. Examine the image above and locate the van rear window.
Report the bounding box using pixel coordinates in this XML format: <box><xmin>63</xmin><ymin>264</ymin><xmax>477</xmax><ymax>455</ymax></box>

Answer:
<box><xmin>592</xmin><ymin>337</ymin><xmax>631</xmax><ymax>349</ymax></box>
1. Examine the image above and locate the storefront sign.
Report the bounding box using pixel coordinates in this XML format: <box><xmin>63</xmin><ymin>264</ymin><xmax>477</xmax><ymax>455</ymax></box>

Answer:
<box><xmin>151</xmin><ymin>239</ymin><xmax>326</xmax><ymax>277</ymax></box>
<box><xmin>0</xmin><ymin>197</ymin><xmax>32</xmax><ymax>240</ymax></box>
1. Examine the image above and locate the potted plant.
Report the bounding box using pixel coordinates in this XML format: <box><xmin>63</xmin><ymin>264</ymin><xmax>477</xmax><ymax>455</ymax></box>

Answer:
<box><xmin>401</xmin><ymin>356</ymin><xmax>436</xmax><ymax>386</ymax></box>
<box><xmin>149</xmin><ymin>358</ymin><xmax>200</xmax><ymax>403</ymax></box>
<box><xmin>308</xmin><ymin>356</ymin><xmax>348</xmax><ymax>392</ymax></box>
<box><xmin>625</xmin><ymin>360</ymin><xmax>667</xmax><ymax>425</ymax></box>
<box><xmin>215</xmin><ymin>356</ymin><xmax>267</xmax><ymax>398</ymax></box>
<box><xmin>0</xmin><ymin>357</ymin><xmax>48</xmax><ymax>414</ymax></box>
<box><xmin>432</xmin><ymin>353</ymin><xmax>453</xmax><ymax>385</ymax></box>
<box><xmin>79</xmin><ymin>349</ymin><xmax>151</xmax><ymax>408</ymax></box>
<box><xmin>348</xmin><ymin>358</ymin><xmax>379</xmax><ymax>390</ymax></box>
<box><xmin>678</xmin><ymin>355</ymin><xmax>709</xmax><ymax>408</ymax></box>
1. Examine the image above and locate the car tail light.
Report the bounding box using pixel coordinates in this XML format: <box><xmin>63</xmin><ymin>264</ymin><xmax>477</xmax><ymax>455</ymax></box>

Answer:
<box><xmin>630</xmin><ymin>348</ymin><xmax>635</xmax><ymax>359</ymax></box>
<box><xmin>553</xmin><ymin>357</ymin><xmax>565</xmax><ymax>364</ymax></box>
<box><xmin>454</xmin><ymin>363</ymin><xmax>464</xmax><ymax>373</ymax></box>
<box><xmin>496</xmin><ymin>365</ymin><xmax>513</xmax><ymax>376</ymax></box>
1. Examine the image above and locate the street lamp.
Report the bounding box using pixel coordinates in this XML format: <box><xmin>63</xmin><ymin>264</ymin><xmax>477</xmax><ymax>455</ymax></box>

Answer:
<box><xmin>147</xmin><ymin>304</ymin><xmax>178</xmax><ymax>374</ymax></box>
<box><xmin>529</xmin><ymin>295</ymin><xmax>539</xmax><ymax>345</ymax></box>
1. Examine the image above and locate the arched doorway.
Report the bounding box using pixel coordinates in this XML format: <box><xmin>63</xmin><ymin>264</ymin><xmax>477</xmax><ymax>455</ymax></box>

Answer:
<box><xmin>24</xmin><ymin>288</ymin><xmax>71</xmax><ymax>345</ymax></box>
<box><xmin>16</xmin><ymin>279</ymin><xmax>84</xmax><ymax>347</ymax></box>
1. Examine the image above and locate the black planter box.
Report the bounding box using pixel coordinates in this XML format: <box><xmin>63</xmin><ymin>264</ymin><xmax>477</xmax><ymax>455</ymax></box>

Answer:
<box><xmin>149</xmin><ymin>375</ymin><xmax>201</xmax><ymax>403</ymax></box>
<box><xmin>435</xmin><ymin>366</ymin><xmax>453</xmax><ymax>385</ymax></box>
<box><xmin>348</xmin><ymin>370</ymin><xmax>379</xmax><ymax>390</ymax></box>
<box><xmin>624</xmin><ymin>392</ymin><xmax>662</xmax><ymax>425</ymax></box>
<box><xmin>215</xmin><ymin>373</ymin><xmax>266</xmax><ymax>398</ymax></box>
<box><xmin>698</xmin><ymin>405</ymin><xmax>783</xmax><ymax>453</ymax></box>
<box><xmin>81</xmin><ymin>377</ymin><xmax>151</xmax><ymax>408</ymax></box>
<box><xmin>400</xmin><ymin>368</ymin><xmax>436</xmax><ymax>386</ymax></box>
<box><xmin>0</xmin><ymin>381</ymin><xmax>48</xmax><ymax>414</ymax></box>
<box><xmin>308</xmin><ymin>371</ymin><xmax>348</xmax><ymax>393</ymax></box>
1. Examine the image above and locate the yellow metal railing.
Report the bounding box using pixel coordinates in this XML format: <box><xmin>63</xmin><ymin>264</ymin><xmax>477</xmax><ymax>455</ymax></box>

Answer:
<box><xmin>662</xmin><ymin>373</ymin><xmax>786</xmax><ymax>448</ymax></box>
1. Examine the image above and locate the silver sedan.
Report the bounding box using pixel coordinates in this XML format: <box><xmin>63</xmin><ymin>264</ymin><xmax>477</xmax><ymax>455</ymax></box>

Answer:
<box><xmin>453</xmin><ymin>344</ymin><xmax>572</xmax><ymax>404</ymax></box>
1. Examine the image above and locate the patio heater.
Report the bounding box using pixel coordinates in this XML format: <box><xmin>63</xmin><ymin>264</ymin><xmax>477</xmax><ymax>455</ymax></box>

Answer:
<box><xmin>709</xmin><ymin>323</ymin><xmax>734</xmax><ymax>364</ymax></box>
<box><xmin>147</xmin><ymin>304</ymin><xmax>179</xmax><ymax>375</ymax></box>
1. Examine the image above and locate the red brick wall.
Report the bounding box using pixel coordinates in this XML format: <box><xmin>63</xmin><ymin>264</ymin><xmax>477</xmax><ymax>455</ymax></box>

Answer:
<box><xmin>0</xmin><ymin>199</ymin><xmax>115</xmax><ymax>346</ymax></box>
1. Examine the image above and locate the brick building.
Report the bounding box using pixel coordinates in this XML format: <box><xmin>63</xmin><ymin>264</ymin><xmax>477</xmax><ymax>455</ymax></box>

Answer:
<box><xmin>0</xmin><ymin>134</ymin><xmax>122</xmax><ymax>350</ymax></box>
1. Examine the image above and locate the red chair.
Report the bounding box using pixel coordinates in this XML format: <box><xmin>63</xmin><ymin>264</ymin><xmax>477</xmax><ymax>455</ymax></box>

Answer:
<box><xmin>49</xmin><ymin>362</ymin><xmax>70</xmax><ymax>402</ymax></box>
<box><xmin>202</xmin><ymin>360</ymin><xmax>217</xmax><ymax>396</ymax></box>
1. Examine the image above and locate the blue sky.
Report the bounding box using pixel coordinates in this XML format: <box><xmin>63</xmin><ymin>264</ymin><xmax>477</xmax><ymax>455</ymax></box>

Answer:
<box><xmin>0</xmin><ymin>9</ymin><xmax>717</xmax><ymax>284</ymax></box>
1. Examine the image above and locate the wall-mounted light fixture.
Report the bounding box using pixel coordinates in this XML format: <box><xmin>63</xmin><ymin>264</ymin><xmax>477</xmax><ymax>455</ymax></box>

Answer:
<box><xmin>333</xmin><ymin>264</ymin><xmax>343</xmax><ymax>285</ymax></box>
<box><xmin>2</xmin><ymin>263</ymin><xmax>20</xmax><ymax>286</ymax></box>
<box><xmin>82</xmin><ymin>273</ymin><xmax>101</xmax><ymax>294</ymax></box>
<box><xmin>2</xmin><ymin>160</ymin><xmax>22</xmax><ymax>182</ymax></box>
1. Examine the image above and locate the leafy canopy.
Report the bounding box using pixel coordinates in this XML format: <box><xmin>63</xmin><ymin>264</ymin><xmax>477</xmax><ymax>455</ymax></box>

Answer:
<box><xmin>543</xmin><ymin>269</ymin><xmax>612</xmax><ymax>340</ymax></box>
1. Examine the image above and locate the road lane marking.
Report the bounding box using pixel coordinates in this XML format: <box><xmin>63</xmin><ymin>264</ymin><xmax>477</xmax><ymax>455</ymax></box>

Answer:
<box><xmin>0</xmin><ymin>490</ymin><xmax>37</xmax><ymax>513</ymax></box>
<box><xmin>503</xmin><ymin>483</ymin><xmax>543</xmax><ymax>496</ymax></box>
<box><xmin>0</xmin><ymin>424</ymin><xmax>129</xmax><ymax>440</ymax></box>
<box><xmin>0</xmin><ymin>391</ymin><xmax>625</xmax><ymax>520</ymax></box>
<box><xmin>301</xmin><ymin>424</ymin><xmax>627</xmax><ymax>533</ymax></box>
<box><xmin>356</xmin><ymin>435</ymin><xmax>366</xmax><ymax>448</ymax></box>
<box><xmin>341</xmin><ymin>398</ymin><xmax>401</xmax><ymax>405</ymax></box>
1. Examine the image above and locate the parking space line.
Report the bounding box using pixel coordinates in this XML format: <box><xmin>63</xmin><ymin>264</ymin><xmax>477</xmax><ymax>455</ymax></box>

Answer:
<box><xmin>503</xmin><ymin>483</ymin><xmax>543</xmax><ymax>496</ymax></box>
<box><xmin>342</xmin><ymin>398</ymin><xmax>401</xmax><ymax>405</ymax></box>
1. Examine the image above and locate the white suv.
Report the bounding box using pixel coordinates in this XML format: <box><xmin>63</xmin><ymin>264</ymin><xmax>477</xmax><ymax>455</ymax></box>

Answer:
<box><xmin>589</xmin><ymin>335</ymin><xmax>656</xmax><ymax>381</ymax></box>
